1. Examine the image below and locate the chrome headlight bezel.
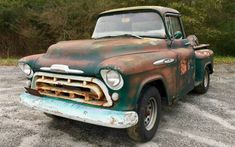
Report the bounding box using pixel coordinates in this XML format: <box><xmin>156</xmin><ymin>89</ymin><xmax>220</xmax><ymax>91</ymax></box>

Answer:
<box><xmin>100</xmin><ymin>69</ymin><xmax>124</xmax><ymax>90</ymax></box>
<box><xmin>18</xmin><ymin>62</ymin><xmax>34</xmax><ymax>78</ymax></box>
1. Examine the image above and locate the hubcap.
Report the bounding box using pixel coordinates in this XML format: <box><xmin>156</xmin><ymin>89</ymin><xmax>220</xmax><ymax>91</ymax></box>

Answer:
<box><xmin>144</xmin><ymin>97</ymin><xmax>157</xmax><ymax>131</ymax></box>
<box><xmin>204</xmin><ymin>70</ymin><xmax>209</xmax><ymax>88</ymax></box>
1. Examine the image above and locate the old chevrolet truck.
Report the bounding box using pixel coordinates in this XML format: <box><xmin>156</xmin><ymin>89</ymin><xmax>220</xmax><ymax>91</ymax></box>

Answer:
<box><xmin>18</xmin><ymin>6</ymin><xmax>214</xmax><ymax>142</ymax></box>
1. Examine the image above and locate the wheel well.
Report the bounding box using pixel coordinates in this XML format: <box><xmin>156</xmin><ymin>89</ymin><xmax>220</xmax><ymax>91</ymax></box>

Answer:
<box><xmin>141</xmin><ymin>80</ymin><xmax>168</xmax><ymax>104</ymax></box>
<box><xmin>206</xmin><ymin>63</ymin><xmax>213</xmax><ymax>74</ymax></box>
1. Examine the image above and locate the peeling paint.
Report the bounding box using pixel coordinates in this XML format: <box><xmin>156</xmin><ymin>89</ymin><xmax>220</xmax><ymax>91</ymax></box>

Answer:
<box><xmin>20</xmin><ymin>92</ymin><xmax>138</xmax><ymax>128</ymax></box>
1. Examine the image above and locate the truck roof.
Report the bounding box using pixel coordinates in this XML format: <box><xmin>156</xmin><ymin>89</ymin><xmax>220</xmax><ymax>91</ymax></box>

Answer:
<box><xmin>100</xmin><ymin>6</ymin><xmax>180</xmax><ymax>16</ymax></box>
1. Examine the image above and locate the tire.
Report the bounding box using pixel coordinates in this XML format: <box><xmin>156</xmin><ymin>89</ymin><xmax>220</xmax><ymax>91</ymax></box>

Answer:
<box><xmin>194</xmin><ymin>67</ymin><xmax>210</xmax><ymax>94</ymax></box>
<box><xmin>127</xmin><ymin>86</ymin><xmax>161</xmax><ymax>142</ymax></box>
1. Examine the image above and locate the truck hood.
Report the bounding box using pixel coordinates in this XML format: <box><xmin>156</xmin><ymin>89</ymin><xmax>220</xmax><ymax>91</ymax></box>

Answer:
<box><xmin>35</xmin><ymin>38</ymin><xmax>168</xmax><ymax>75</ymax></box>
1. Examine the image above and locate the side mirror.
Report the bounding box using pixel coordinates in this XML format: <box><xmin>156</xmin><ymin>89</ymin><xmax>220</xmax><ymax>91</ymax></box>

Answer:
<box><xmin>174</xmin><ymin>31</ymin><xmax>183</xmax><ymax>39</ymax></box>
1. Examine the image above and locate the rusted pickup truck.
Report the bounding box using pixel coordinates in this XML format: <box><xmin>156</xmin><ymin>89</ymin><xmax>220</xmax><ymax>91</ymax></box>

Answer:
<box><xmin>19</xmin><ymin>6</ymin><xmax>214</xmax><ymax>142</ymax></box>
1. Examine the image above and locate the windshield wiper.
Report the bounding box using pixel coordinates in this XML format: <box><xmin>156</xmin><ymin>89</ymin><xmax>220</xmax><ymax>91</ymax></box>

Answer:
<box><xmin>95</xmin><ymin>34</ymin><xmax>142</xmax><ymax>39</ymax></box>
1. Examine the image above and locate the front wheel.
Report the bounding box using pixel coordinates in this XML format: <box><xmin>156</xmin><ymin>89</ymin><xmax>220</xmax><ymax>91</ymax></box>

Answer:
<box><xmin>194</xmin><ymin>67</ymin><xmax>210</xmax><ymax>94</ymax></box>
<box><xmin>127</xmin><ymin>86</ymin><xmax>161</xmax><ymax>142</ymax></box>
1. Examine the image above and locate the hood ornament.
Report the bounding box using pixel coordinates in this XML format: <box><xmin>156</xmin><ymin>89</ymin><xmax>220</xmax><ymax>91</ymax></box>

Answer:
<box><xmin>40</xmin><ymin>64</ymin><xmax>84</xmax><ymax>74</ymax></box>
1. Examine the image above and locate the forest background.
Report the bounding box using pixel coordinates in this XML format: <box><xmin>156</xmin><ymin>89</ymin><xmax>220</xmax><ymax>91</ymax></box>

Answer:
<box><xmin>0</xmin><ymin>0</ymin><xmax>234</xmax><ymax>57</ymax></box>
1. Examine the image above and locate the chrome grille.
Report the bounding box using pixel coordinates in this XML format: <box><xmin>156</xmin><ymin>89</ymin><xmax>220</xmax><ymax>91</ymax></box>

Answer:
<box><xmin>31</xmin><ymin>72</ymin><xmax>113</xmax><ymax>107</ymax></box>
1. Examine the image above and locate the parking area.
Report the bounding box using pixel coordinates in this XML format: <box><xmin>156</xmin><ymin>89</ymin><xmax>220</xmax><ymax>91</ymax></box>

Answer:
<box><xmin>0</xmin><ymin>64</ymin><xmax>234</xmax><ymax>147</ymax></box>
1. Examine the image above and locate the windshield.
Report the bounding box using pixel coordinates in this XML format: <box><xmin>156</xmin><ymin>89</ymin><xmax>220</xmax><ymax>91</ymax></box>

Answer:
<box><xmin>92</xmin><ymin>12</ymin><xmax>166</xmax><ymax>39</ymax></box>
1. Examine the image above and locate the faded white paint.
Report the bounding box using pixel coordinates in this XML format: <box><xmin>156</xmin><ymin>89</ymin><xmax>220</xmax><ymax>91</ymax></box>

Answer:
<box><xmin>20</xmin><ymin>92</ymin><xmax>138</xmax><ymax>129</ymax></box>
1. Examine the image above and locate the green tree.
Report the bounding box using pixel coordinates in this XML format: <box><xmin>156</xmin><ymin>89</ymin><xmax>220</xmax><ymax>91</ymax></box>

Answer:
<box><xmin>0</xmin><ymin>0</ymin><xmax>234</xmax><ymax>57</ymax></box>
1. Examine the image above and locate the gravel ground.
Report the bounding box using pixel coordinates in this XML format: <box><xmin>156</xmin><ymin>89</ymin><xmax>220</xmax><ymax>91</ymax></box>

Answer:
<box><xmin>0</xmin><ymin>64</ymin><xmax>234</xmax><ymax>147</ymax></box>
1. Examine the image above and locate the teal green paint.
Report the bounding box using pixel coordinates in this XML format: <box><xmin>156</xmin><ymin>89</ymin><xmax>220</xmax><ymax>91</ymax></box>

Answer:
<box><xmin>195</xmin><ymin>56</ymin><xmax>213</xmax><ymax>82</ymax></box>
<box><xmin>20</xmin><ymin>92</ymin><xmax>138</xmax><ymax>128</ymax></box>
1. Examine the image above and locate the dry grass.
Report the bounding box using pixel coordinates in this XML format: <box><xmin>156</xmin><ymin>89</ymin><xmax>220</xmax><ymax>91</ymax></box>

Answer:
<box><xmin>214</xmin><ymin>56</ymin><xmax>235</xmax><ymax>64</ymax></box>
<box><xmin>0</xmin><ymin>58</ymin><xmax>19</xmax><ymax>66</ymax></box>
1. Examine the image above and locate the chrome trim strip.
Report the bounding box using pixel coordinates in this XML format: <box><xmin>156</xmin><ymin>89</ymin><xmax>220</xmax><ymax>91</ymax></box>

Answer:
<box><xmin>40</xmin><ymin>64</ymin><xmax>84</xmax><ymax>74</ymax></box>
<box><xmin>153</xmin><ymin>58</ymin><xmax>175</xmax><ymax>65</ymax></box>
<box><xmin>32</xmin><ymin>72</ymin><xmax>113</xmax><ymax>107</ymax></box>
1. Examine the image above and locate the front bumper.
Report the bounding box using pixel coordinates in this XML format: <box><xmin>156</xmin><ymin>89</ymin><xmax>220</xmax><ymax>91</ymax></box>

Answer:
<box><xmin>20</xmin><ymin>92</ymin><xmax>138</xmax><ymax>128</ymax></box>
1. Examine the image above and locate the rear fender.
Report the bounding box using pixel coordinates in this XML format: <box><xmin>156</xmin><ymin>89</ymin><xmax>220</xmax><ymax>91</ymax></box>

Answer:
<box><xmin>195</xmin><ymin>49</ymin><xmax>214</xmax><ymax>82</ymax></box>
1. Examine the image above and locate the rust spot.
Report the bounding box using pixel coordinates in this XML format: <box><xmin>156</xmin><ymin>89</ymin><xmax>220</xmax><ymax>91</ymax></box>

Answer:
<box><xmin>110</xmin><ymin>117</ymin><xmax>117</xmax><ymax>125</ymax></box>
<box><xmin>35</xmin><ymin>74</ymin><xmax>107</xmax><ymax>106</ymax></box>
<box><xmin>195</xmin><ymin>49</ymin><xmax>214</xmax><ymax>58</ymax></box>
<box><xmin>180</xmin><ymin>59</ymin><xmax>188</xmax><ymax>75</ymax></box>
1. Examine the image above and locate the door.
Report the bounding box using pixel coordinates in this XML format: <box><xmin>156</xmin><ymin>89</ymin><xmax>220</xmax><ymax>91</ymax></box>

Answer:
<box><xmin>165</xmin><ymin>14</ymin><xmax>195</xmax><ymax>96</ymax></box>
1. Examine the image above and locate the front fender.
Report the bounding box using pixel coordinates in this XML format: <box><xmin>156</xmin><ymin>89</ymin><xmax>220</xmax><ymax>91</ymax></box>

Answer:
<box><xmin>136</xmin><ymin>75</ymin><xmax>167</xmax><ymax>102</ymax></box>
<box><xmin>18</xmin><ymin>54</ymin><xmax>45</xmax><ymax>70</ymax></box>
<box><xmin>98</xmin><ymin>51</ymin><xmax>177</xmax><ymax>111</ymax></box>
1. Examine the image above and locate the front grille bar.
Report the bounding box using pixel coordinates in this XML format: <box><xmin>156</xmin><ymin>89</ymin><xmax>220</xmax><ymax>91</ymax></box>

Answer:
<box><xmin>31</xmin><ymin>72</ymin><xmax>113</xmax><ymax>107</ymax></box>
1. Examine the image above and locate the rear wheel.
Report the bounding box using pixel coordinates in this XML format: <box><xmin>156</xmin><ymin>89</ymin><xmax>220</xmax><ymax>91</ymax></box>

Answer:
<box><xmin>127</xmin><ymin>86</ymin><xmax>161</xmax><ymax>142</ymax></box>
<box><xmin>194</xmin><ymin>67</ymin><xmax>210</xmax><ymax>94</ymax></box>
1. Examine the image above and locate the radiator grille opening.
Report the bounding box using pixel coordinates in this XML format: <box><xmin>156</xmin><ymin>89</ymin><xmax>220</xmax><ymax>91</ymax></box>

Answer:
<box><xmin>34</xmin><ymin>75</ymin><xmax>107</xmax><ymax>106</ymax></box>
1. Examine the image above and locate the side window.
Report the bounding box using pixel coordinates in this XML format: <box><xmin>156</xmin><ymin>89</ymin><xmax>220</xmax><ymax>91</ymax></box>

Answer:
<box><xmin>165</xmin><ymin>15</ymin><xmax>183</xmax><ymax>39</ymax></box>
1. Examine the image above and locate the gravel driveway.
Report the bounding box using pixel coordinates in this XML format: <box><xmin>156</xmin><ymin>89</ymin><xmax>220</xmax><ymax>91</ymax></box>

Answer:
<box><xmin>0</xmin><ymin>64</ymin><xmax>234</xmax><ymax>147</ymax></box>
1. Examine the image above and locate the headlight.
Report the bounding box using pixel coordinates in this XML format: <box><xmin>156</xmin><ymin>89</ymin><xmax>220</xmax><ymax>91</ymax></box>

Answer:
<box><xmin>18</xmin><ymin>62</ymin><xmax>34</xmax><ymax>78</ymax></box>
<box><xmin>100</xmin><ymin>69</ymin><xmax>124</xmax><ymax>90</ymax></box>
<box><xmin>106</xmin><ymin>70</ymin><xmax>121</xmax><ymax>87</ymax></box>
